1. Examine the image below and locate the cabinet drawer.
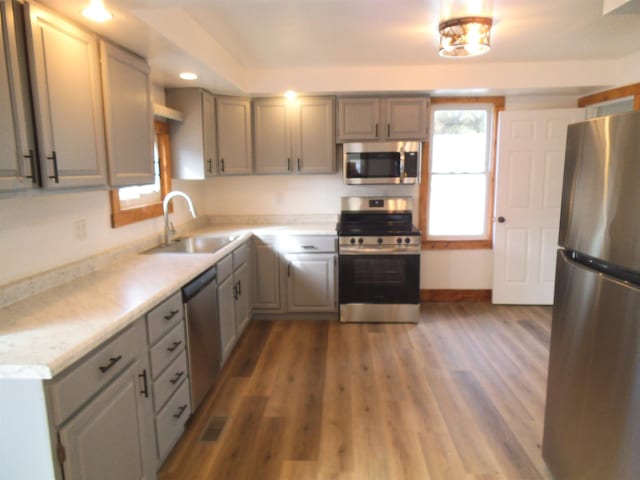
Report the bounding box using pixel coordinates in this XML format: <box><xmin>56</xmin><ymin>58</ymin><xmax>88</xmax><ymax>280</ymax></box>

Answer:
<box><xmin>146</xmin><ymin>291</ymin><xmax>183</xmax><ymax>345</ymax></box>
<box><xmin>156</xmin><ymin>378</ymin><xmax>191</xmax><ymax>461</ymax></box>
<box><xmin>232</xmin><ymin>242</ymin><xmax>249</xmax><ymax>269</ymax></box>
<box><xmin>50</xmin><ymin>320</ymin><xmax>146</xmax><ymax>425</ymax></box>
<box><xmin>217</xmin><ymin>254</ymin><xmax>233</xmax><ymax>283</ymax></box>
<box><xmin>153</xmin><ymin>350</ymin><xmax>188</xmax><ymax>413</ymax></box>
<box><xmin>150</xmin><ymin>322</ymin><xmax>186</xmax><ymax>379</ymax></box>
<box><xmin>279</xmin><ymin>235</ymin><xmax>337</xmax><ymax>253</ymax></box>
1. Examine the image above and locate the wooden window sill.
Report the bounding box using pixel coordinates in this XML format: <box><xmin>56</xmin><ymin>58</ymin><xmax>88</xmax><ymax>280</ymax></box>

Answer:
<box><xmin>422</xmin><ymin>239</ymin><xmax>492</xmax><ymax>250</ymax></box>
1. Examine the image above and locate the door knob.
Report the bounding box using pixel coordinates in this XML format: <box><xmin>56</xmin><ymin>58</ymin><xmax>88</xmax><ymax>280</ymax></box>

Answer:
<box><xmin>497</xmin><ymin>216</ymin><xmax>506</xmax><ymax>223</ymax></box>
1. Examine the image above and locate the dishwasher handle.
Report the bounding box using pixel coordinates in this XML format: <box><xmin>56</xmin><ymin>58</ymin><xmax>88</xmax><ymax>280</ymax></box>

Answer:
<box><xmin>182</xmin><ymin>267</ymin><xmax>217</xmax><ymax>302</ymax></box>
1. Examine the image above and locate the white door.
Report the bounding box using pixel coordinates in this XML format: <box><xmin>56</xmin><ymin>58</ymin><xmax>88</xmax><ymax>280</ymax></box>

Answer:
<box><xmin>492</xmin><ymin>108</ymin><xmax>585</xmax><ymax>304</ymax></box>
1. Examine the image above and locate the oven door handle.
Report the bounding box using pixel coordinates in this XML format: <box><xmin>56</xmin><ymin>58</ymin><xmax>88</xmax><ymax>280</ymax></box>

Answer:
<box><xmin>339</xmin><ymin>246</ymin><xmax>420</xmax><ymax>255</ymax></box>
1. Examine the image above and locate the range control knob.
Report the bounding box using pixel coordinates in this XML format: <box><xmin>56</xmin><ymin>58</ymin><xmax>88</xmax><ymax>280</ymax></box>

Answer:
<box><xmin>405</xmin><ymin>237</ymin><xmax>411</xmax><ymax>244</ymax></box>
<box><xmin>350</xmin><ymin>238</ymin><xmax>356</xmax><ymax>245</ymax></box>
<box><xmin>396</xmin><ymin>237</ymin><xmax>403</xmax><ymax>244</ymax></box>
<box><xmin>377</xmin><ymin>237</ymin><xmax>383</xmax><ymax>245</ymax></box>
<box><xmin>357</xmin><ymin>238</ymin><xmax>364</xmax><ymax>245</ymax></box>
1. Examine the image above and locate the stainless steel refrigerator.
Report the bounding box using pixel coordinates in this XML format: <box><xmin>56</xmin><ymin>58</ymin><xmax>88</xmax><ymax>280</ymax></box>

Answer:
<box><xmin>543</xmin><ymin>110</ymin><xmax>640</xmax><ymax>479</ymax></box>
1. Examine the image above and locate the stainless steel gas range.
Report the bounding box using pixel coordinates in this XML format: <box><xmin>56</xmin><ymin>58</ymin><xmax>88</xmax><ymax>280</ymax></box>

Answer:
<box><xmin>337</xmin><ymin>196</ymin><xmax>421</xmax><ymax>323</ymax></box>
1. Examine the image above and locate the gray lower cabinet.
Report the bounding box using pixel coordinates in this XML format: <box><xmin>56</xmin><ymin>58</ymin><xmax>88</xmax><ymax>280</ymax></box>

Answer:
<box><xmin>254</xmin><ymin>234</ymin><xmax>337</xmax><ymax>315</ymax></box>
<box><xmin>253</xmin><ymin>237</ymin><xmax>282</xmax><ymax>312</ymax></box>
<box><xmin>50</xmin><ymin>319</ymin><xmax>156</xmax><ymax>480</ymax></box>
<box><xmin>58</xmin><ymin>357</ymin><xmax>156</xmax><ymax>480</ymax></box>
<box><xmin>144</xmin><ymin>290</ymin><xmax>190</xmax><ymax>463</ymax></box>
<box><xmin>217</xmin><ymin>241</ymin><xmax>252</xmax><ymax>363</ymax></box>
<box><xmin>285</xmin><ymin>253</ymin><xmax>337</xmax><ymax>312</ymax></box>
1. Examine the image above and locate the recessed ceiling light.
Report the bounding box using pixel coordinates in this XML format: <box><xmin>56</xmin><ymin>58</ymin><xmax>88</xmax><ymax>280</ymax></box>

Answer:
<box><xmin>179</xmin><ymin>72</ymin><xmax>198</xmax><ymax>81</ymax></box>
<box><xmin>285</xmin><ymin>90</ymin><xmax>297</xmax><ymax>100</ymax></box>
<box><xmin>82</xmin><ymin>0</ymin><xmax>112</xmax><ymax>23</ymax></box>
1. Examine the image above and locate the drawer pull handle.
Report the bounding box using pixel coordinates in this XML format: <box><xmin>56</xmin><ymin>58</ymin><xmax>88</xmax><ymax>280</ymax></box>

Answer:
<box><xmin>164</xmin><ymin>309</ymin><xmax>179</xmax><ymax>321</ymax></box>
<box><xmin>173</xmin><ymin>404</ymin><xmax>188</xmax><ymax>419</ymax></box>
<box><xmin>302</xmin><ymin>245</ymin><xmax>317</xmax><ymax>250</ymax></box>
<box><xmin>98</xmin><ymin>355</ymin><xmax>122</xmax><ymax>373</ymax></box>
<box><xmin>170</xmin><ymin>371</ymin><xmax>185</xmax><ymax>385</ymax></box>
<box><xmin>167</xmin><ymin>340</ymin><xmax>182</xmax><ymax>353</ymax></box>
<box><xmin>139</xmin><ymin>369</ymin><xmax>149</xmax><ymax>398</ymax></box>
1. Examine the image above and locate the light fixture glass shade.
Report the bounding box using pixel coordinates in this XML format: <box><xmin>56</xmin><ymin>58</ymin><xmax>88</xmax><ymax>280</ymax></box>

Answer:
<box><xmin>438</xmin><ymin>17</ymin><xmax>492</xmax><ymax>58</ymax></box>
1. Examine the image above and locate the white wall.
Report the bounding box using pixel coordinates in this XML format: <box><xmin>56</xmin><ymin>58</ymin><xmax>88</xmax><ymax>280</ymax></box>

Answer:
<box><xmin>0</xmin><ymin>180</ymin><xmax>204</xmax><ymax>286</ymax></box>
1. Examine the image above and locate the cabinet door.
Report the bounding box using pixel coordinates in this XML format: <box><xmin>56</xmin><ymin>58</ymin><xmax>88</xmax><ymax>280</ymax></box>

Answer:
<box><xmin>100</xmin><ymin>41</ymin><xmax>154</xmax><ymax>187</ymax></box>
<box><xmin>253</xmin><ymin>98</ymin><xmax>291</xmax><ymax>174</ymax></box>
<box><xmin>202</xmin><ymin>90</ymin><xmax>218</xmax><ymax>177</ymax></box>
<box><xmin>234</xmin><ymin>261</ymin><xmax>251</xmax><ymax>335</ymax></box>
<box><xmin>59</xmin><ymin>359</ymin><xmax>156</xmax><ymax>480</ymax></box>
<box><xmin>253</xmin><ymin>240</ymin><xmax>281</xmax><ymax>310</ymax></box>
<box><xmin>166</xmin><ymin>88</ymin><xmax>217</xmax><ymax>179</ymax></box>
<box><xmin>293</xmin><ymin>97</ymin><xmax>335</xmax><ymax>174</ymax></box>
<box><xmin>0</xmin><ymin>0</ymin><xmax>36</xmax><ymax>192</ymax></box>
<box><xmin>216</xmin><ymin>96</ymin><xmax>252</xmax><ymax>175</ymax></box>
<box><xmin>286</xmin><ymin>253</ymin><xmax>336</xmax><ymax>313</ymax></box>
<box><xmin>25</xmin><ymin>3</ymin><xmax>107</xmax><ymax>189</ymax></box>
<box><xmin>337</xmin><ymin>97</ymin><xmax>380</xmax><ymax>142</ymax></box>
<box><xmin>385</xmin><ymin>97</ymin><xmax>429</xmax><ymax>140</ymax></box>
<box><xmin>217</xmin><ymin>275</ymin><xmax>237</xmax><ymax>363</ymax></box>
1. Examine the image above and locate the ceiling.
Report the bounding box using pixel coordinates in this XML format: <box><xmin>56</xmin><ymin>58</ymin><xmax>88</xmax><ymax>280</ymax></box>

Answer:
<box><xmin>38</xmin><ymin>0</ymin><xmax>640</xmax><ymax>96</ymax></box>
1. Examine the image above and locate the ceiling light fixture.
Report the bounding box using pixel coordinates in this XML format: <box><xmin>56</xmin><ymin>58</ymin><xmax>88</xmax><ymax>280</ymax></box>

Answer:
<box><xmin>179</xmin><ymin>72</ymin><xmax>198</xmax><ymax>80</ymax></box>
<box><xmin>438</xmin><ymin>16</ymin><xmax>492</xmax><ymax>58</ymax></box>
<box><xmin>284</xmin><ymin>90</ymin><xmax>297</xmax><ymax>100</ymax></box>
<box><xmin>82</xmin><ymin>0</ymin><xmax>113</xmax><ymax>23</ymax></box>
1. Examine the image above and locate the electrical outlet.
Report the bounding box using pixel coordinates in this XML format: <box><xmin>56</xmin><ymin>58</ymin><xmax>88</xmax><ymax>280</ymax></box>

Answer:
<box><xmin>73</xmin><ymin>219</ymin><xmax>87</xmax><ymax>241</ymax></box>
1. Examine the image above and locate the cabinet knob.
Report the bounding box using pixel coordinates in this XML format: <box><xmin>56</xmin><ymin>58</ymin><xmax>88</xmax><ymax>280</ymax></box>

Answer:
<box><xmin>497</xmin><ymin>216</ymin><xmax>506</xmax><ymax>223</ymax></box>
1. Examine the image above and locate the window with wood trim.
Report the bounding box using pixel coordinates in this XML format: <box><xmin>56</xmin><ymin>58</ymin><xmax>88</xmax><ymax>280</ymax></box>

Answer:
<box><xmin>420</xmin><ymin>97</ymin><xmax>504</xmax><ymax>249</ymax></box>
<box><xmin>110</xmin><ymin>120</ymin><xmax>172</xmax><ymax>228</ymax></box>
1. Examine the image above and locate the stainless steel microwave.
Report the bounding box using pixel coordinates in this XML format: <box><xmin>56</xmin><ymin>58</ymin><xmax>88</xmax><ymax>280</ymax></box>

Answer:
<box><xmin>343</xmin><ymin>142</ymin><xmax>422</xmax><ymax>185</ymax></box>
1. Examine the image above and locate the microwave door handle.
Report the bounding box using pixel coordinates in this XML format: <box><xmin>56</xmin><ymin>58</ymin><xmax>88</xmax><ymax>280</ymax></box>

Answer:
<box><xmin>400</xmin><ymin>151</ymin><xmax>405</xmax><ymax>181</ymax></box>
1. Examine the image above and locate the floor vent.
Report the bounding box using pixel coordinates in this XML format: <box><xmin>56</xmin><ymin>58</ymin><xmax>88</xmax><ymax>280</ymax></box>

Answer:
<box><xmin>200</xmin><ymin>416</ymin><xmax>228</xmax><ymax>442</ymax></box>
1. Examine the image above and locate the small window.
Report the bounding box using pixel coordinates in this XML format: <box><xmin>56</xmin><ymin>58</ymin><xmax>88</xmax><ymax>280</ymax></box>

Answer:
<box><xmin>110</xmin><ymin>120</ymin><xmax>172</xmax><ymax>228</ymax></box>
<box><xmin>421</xmin><ymin>98</ymin><xmax>503</xmax><ymax>249</ymax></box>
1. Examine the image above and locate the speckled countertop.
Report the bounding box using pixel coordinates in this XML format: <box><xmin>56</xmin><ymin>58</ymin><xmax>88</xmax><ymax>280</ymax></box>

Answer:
<box><xmin>0</xmin><ymin>224</ymin><xmax>336</xmax><ymax>380</ymax></box>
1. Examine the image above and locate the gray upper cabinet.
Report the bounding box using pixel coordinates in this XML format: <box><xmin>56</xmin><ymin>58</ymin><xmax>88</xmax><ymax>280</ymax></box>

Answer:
<box><xmin>166</xmin><ymin>88</ymin><xmax>218</xmax><ymax>179</ymax></box>
<box><xmin>0</xmin><ymin>0</ymin><xmax>36</xmax><ymax>193</ymax></box>
<box><xmin>25</xmin><ymin>3</ymin><xmax>108</xmax><ymax>189</ymax></box>
<box><xmin>337</xmin><ymin>96</ymin><xmax>429</xmax><ymax>142</ymax></box>
<box><xmin>385</xmin><ymin>97</ymin><xmax>429</xmax><ymax>140</ymax></box>
<box><xmin>216</xmin><ymin>96</ymin><xmax>252</xmax><ymax>175</ymax></box>
<box><xmin>294</xmin><ymin>96</ymin><xmax>336</xmax><ymax>174</ymax></box>
<box><xmin>253</xmin><ymin>98</ymin><xmax>291</xmax><ymax>174</ymax></box>
<box><xmin>253</xmin><ymin>96</ymin><xmax>335</xmax><ymax>174</ymax></box>
<box><xmin>99</xmin><ymin>41</ymin><xmax>154</xmax><ymax>188</ymax></box>
<box><xmin>336</xmin><ymin>97</ymin><xmax>381</xmax><ymax>141</ymax></box>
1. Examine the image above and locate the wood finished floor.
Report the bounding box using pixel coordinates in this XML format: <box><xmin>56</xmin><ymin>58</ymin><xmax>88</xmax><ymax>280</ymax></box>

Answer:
<box><xmin>159</xmin><ymin>303</ymin><xmax>553</xmax><ymax>480</ymax></box>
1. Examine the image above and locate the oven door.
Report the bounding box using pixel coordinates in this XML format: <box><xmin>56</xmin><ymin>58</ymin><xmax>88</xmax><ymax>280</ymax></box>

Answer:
<box><xmin>339</xmin><ymin>253</ymin><xmax>420</xmax><ymax>304</ymax></box>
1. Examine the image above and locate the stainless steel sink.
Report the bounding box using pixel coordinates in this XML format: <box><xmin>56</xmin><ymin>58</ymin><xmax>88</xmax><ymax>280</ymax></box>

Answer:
<box><xmin>145</xmin><ymin>235</ymin><xmax>239</xmax><ymax>254</ymax></box>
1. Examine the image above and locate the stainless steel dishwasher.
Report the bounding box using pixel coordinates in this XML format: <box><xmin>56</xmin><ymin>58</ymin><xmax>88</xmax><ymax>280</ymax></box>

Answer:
<box><xmin>182</xmin><ymin>267</ymin><xmax>221</xmax><ymax>412</ymax></box>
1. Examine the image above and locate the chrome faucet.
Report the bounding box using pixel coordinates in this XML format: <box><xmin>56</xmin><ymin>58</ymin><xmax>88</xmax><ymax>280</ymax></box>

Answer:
<box><xmin>163</xmin><ymin>191</ymin><xmax>197</xmax><ymax>245</ymax></box>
